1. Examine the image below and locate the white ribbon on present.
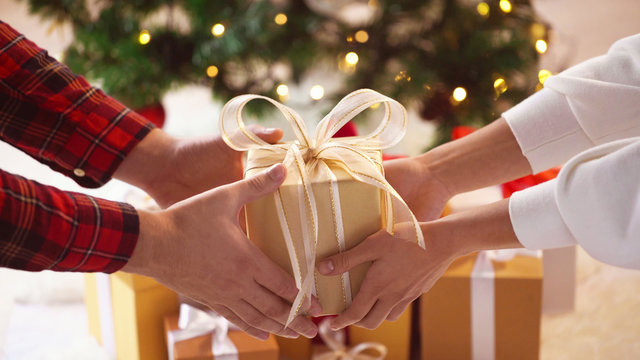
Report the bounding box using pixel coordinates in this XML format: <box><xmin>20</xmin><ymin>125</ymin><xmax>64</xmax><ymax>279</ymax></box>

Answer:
<box><xmin>313</xmin><ymin>318</ymin><xmax>387</xmax><ymax>360</ymax></box>
<box><xmin>167</xmin><ymin>303</ymin><xmax>238</xmax><ymax>360</ymax></box>
<box><xmin>219</xmin><ymin>89</ymin><xmax>425</xmax><ymax>326</ymax></box>
<box><xmin>470</xmin><ymin>249</ymin><xmax>542</xmax><ymax>360</ymax></box>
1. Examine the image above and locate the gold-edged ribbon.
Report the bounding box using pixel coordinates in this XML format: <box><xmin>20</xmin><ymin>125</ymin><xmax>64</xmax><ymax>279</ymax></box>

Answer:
<box><xmin>219</xmin><ymin>89</ymin><xmax>425</xmax><ymax>326</ymax></box>
<box><xmin>313</xmin><ymin>318</ymin><xmax>387</xmax><ymax>360</ymax></box>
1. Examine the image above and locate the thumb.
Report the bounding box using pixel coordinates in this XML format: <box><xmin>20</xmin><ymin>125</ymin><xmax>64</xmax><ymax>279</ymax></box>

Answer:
<box><xmin>248</xmin><ymin>125</ymin><xmax>284</xmax><ymax>144</ymax></box>
<box><xmin>317</xmin><ymin>234</ymin><xmax>383</xmax><ymax>276</ymax></box>
<box><xmin>234</xmin><ymin>164</ymin><xmax>286</xmax><ymax>205</ymax></box>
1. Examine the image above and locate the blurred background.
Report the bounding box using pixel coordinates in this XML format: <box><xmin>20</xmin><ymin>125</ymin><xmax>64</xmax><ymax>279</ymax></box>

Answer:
<box><xmin>1</xmin><ymin>0</ymin><xmax>640</xmax><ymax>359</ymax></box>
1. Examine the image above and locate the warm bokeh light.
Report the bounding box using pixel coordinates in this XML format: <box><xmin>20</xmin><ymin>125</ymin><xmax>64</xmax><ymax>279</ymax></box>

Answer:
<box><xmin>535</xmin><ymin>39</ymin><xmax>548</xmax><ymax>54</ymax></box>
<box><xmin>138</xmin><ymin>30</ymin><xmax>151</xmax><ymax>45</ymax></box>
<box><xmin>206</xmin><ymin>65</ymin><xmax>219</xmax><ymax>78</ymax></box>
<box><xmin>453</xmin><ymin>87</ymin><xmax>467</xmax><ymax>102</ymax></box>
<box><xmin>345</xmin><ymin>52</ymin><xmax>359</xmax><ymax>65</ymax></box>
<box><xmin>355</xmin><ymin>30</ymin><xmax>369</xmax><ymax>43</ymax></box>
<box><xmin>310</xmin><ymin>85</ymin><xmax>325</xmax><ymax>100</ymax></box>
<box><xmin>499</xmin><ymin>0</ymin><xmax>512</xmax><ymax>13</ymax></box>
<box><xmin>276</xmin><ymin>84</ymin><xmax>289</xmax><ymax>96</ymax></box>
<box><xmin>494</xmin><ymin>78</ymin><xmax>508</xmax><ymax>94</ymax></box>
<box><xmin>530</xmin><ymin>23</ymin><xmax>546</xmax><ymax>39</ymax></box>
<box><xmin>538</xmin><ymin>69</ymin><xmax>552</xmax><ymax>84</ymax></box>
<box><xmin>211</xmin><ymin>23</ymin><xmax>225</xmax><ymax>37</ymax></box>
<box><xmin>477</xmin><ymin>2</ymin><xmax>490</xmax><ymax>17</ymax></box>
<box><xmin>274</xmin><ymin>13</ymin><xmax>288</xmax><ymax>25</ymax></box>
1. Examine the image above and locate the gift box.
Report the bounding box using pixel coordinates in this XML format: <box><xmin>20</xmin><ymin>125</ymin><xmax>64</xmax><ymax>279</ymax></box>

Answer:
<box><xmin>276</xmin><ymin>335</ymin><xmax>312</xmax><ymax>360</ymax></box>
<box><xmin>164</xmin><ymin>304</ymin><xmax>278</xmax><ymax>360</ymax></box>
<box><xmin>85</xmin><ymin>272</ymin><xmax>179</xmax><ymax>360</ymax></box>
<box><xmin>245</xmin><ymin>149</ymin><xmax>384</xmax><ymax>315</ymax></box>
<box><xmin>311</xmin><ymin>318</ymin><xmax>387</xmax><ymax>360</ymax></box>
<box><xmin>220</xmin><ymin>89</ymin><xmax>424</xmax><ymax>320</ymax></box>
<box><xmin>348</xmin><ymin>306</ymin><xmax>412</xmax><ymax>360</ymax></box>
<box><xmin>419</xmin><ymin>251</ymin><xmax>543</xmax><ymax>360</ymax></box>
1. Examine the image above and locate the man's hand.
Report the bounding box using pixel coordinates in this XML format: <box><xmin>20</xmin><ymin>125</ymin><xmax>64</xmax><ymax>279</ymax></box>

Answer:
<box><xmin>115</xmin><ymin>126</ymin><xmax>283</xmax><ymax>208</ymax></box>
<box><xmin>123</xmin><ymin>164</ymin><xmax>321</xmax><ymax>340</ymax></box>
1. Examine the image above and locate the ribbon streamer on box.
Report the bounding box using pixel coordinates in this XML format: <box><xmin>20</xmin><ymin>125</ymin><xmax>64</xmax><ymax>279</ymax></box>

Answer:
<box><xmin>220</xmin><ymin>89</ymin><xmax>425</xmax><ymax>326</ymax></box>
<box><xmin>167</xmin><ymin>303</ymin><xmax>239</xmax><ymax>360</ymax></box>
<box><xmin>313</xmin><ymin>318</ymin><xmax>387</xmax><ymax>360</ymax></box>
<box><xmin>470</xmin><ymin>249</ymin><xmax>542</xmax><ymax>360</ymax></box>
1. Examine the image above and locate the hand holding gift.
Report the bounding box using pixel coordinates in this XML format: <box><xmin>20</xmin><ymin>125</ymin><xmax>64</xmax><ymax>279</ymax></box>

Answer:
<box><xmin>122</xmin><ymin>164</ymin><xmax>321</xmax><ymax>340</ymax></box>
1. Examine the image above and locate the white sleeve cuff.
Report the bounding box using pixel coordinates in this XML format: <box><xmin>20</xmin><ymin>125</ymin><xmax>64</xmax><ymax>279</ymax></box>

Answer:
<box><xmin>502</xmin><ymin>89</ymin><xmax>593</xmax><ymax>174</ymax></box>
<box><xmin>509</xmin><ymin>179</ymin><xmax>578</xmax><ymax>250</ymax></box>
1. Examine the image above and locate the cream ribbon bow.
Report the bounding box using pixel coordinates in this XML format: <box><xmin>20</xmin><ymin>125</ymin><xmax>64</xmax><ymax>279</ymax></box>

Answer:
<box><xmin>167</xmin><ymin>303</ymin><xmax>238</xmax><ymax>360</ymax></box>
<box><xmin>313</xmin><ymin>318</ymin><xmax>387</xmax><ymax>360</ymax></box>
<box><xmin>219</xmin><ymin>89</ymin><xmax>425</xmax><ymax>326</ymax></box>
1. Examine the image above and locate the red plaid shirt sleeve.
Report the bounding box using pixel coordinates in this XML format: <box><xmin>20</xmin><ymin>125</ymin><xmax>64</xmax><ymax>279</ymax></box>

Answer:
<box><xmin>0</xmin><ymin>21</ymin><xmax>153</xmax><ymax>272</ymax></box>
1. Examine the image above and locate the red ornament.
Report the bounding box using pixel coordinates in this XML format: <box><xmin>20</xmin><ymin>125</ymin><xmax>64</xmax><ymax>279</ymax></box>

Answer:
<box><xmin>451</xmin><ymin>125</ymin><xmax>477</xmax><ymax>140</ymax></box>
<box><xmin>135</xmin><ymin>103</ymin><xmax>166</xmax><ymax>128</ymax></box>
<box><xmin>332</xmin><ymin>121</ymin><xmax>358</xmax><ymax>138</ymax></box>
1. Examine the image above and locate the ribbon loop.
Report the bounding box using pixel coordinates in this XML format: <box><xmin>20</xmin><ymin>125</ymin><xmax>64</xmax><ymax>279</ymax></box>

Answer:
<box><xmin>315</xmin><ymin>318</ymin><xmax>387</xmax><ymax>360</ymax></box>
<box><xmin>220</xmin><ymin>89</ymin><xmax>424</xmax><ymax>327</ymax></box>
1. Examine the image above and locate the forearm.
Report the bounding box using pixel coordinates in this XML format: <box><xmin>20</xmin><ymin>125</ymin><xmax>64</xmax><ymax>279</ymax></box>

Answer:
<box><xmin>420</xmin><ymin>118</ymin><xmax>531</xmax><ymax>197</ymax></box>
<box><xmin>423</xmin><ymin>198</ymin><xmax>522</xmax><ymax>257</ymax></box>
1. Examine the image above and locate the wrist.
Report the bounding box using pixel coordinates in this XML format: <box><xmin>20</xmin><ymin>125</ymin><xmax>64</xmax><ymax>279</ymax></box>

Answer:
<box><xmin>422</xmin><ymin>199</ymin><xmax>522</xmax><ymax>257</ymax></box>
<box><xmin>114</xmin><ymin>128</ymin><xmax>177</xmax><ymax>195</ymax></box>
<box><xmin>121</xmin><ymin>208</ymin><xmax>173</xmax><ymax>278</ymax></box>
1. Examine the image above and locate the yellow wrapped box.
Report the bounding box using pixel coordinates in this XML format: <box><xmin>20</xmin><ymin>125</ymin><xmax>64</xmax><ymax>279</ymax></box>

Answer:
<box><xmin>420</xmin><ymin>251</ymin><xmax>543</xmax><ymax>360</ymax></box>
<box><xmin>245</xmin><ymin>150</ymin><xmax>384</xmax><ymax>315</ymax></box>
<box><xmin>85</xmin><ymin>272</ymin><xmax>179</xmax><ymax>360</ymax></box>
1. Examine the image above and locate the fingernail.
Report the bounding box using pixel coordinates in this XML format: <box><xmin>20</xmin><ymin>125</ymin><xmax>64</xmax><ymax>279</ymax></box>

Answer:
<box><xmin>284</xmin><ymin>329</ymin><xmax>299</xmax><ymax>338</ymax></box>
<box><xmin>262</xmin><ymin>127</ymin><xmax>278</xmax><ymax>134</ymax></box>
<box><xmin>267</xmin><ymin>164</ymin><xmax>285</xmax><ymax>181</ymax></box>
<box><xmin>304</xmin><ymin>328</ymin><xmax>318</xmax><ymax>339</ymax></box>
<box><xmin>318</xmin><ymin>260</ymin><xmax>335</xmax><ymax>275</ymax></box>
<box><xmin>310</xmin><ymin>304</ymin><xmax>323</xmax><ymax>317</ymax></box>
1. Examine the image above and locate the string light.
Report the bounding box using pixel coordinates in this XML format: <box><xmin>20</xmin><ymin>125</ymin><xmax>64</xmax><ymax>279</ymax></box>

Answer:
<box><xmin>346</xmin><ymin>35</ymin><xmax>354</xmax><ymax>43</ymax></box>
<box><xmin>138</xmin><ymin>30</ymin><xmax>151</xmax><ymax>45</ymax></box>
<box><xmin>499</xmin><ymin>0</ymin><xmax>512</xmax><ymax>13</ymax></box>
<box><xmin>206</xmin><ymin>65</ymin><xmax>219</xmax><ymax>78</ymax></box>
<box><xmin>477</xmin><ymin>2</ymin><xmax>490</xmax><ymax>17</ymax></box>
<box><xmin>494</xmin><ymin>78</ymin><xmax>507</xmax><ymax>95</ymax></box>
<box><xmin>355</xmin><ymin>30</ymin><xmax>369</xmax><ymax>43</ymax></box>
<box><xmin>535</xmin><ymin>39</ymin><xmax>548</xmax><ymax>54</ymax></box>
<box><xmin>538</xmin><ymin>69</ymin><xmax>552</xmax><ymax>84</ymax></box>
<box><xmin>310</xmin><ymin>85</ymin><xmax>325</xmax><ymax>100</ymax></box>
<box><xmin>394</xmin><ymin>71</ymin><xmax>411</xmax><ymax>82</ymax></box>
<box><xmin>530</xmin><ymin>23</ymin><xmax>546</xmax><ymax>39</ymax></box>
<box><xmin>211</xmin><ymin>23</ymin><xmax>225</xmax><ymax>37</ymax></box>
<box><xmin>345</xmin><ymin>52</ymin><xmax>359</xmax><ymax>65</ymax></box>
<box><xmin>452</xmin><ymin>87</ymin><xmax>467</xmax><ymax>102</ymax></box>
<box><xmin>276</xmin><ymin>84</ymin><xmax>289</xmax><ymax>96</ymax></box>
<box><xmin>274</xmin><ymin>13</ymin><xmax>288</xmax><ymax>25</ymax></box>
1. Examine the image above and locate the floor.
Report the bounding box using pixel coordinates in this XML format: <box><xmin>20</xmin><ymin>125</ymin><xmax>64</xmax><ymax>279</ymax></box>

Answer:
<box><xmin>1</xmin><ymin>0</ymin><xmax>640</xmax><ymax>358</ymax></box>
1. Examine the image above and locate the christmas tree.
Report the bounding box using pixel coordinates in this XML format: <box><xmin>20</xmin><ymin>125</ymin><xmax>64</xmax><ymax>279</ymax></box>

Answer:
<box><xmin>25</xmin><ymin>0</ymin><xmax>549</xmax><ymax>145</ymax></box>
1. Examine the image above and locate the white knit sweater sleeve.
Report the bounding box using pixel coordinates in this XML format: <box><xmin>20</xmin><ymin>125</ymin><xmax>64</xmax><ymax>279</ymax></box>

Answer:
<box><xmin>503</xmin><ymin>33</ymin><xmax>640</xmax><ymax>173</ymax></box>
<box><xmin>502</xmin><ymin>34</ymin><xmax>640</xmax><ymax>269</ymax></box>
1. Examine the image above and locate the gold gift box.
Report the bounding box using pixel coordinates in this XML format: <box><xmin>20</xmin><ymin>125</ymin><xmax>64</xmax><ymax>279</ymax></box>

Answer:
<box><xmin>85</xmin><ymin>272</ymin><xmax>179</xmax><ymax>360</ymax></box>
<box><xmin>245</xmin><ymin>148</ymin><xmax>386</xmax><ymax>315</ymax></box>
<box><xmin>348</xmin><ymin>305</ymin><xmax>412</xmax><ymax>360</ymax></box>
<box><xmin>419</xmin><ymin>252</ymin><xmax>543</xmax><ymax>360</ymax></box>
<box><xmin>163</xmin><ymin>313</ymin><xmax>279</xmax><ymax>360</ymax></box>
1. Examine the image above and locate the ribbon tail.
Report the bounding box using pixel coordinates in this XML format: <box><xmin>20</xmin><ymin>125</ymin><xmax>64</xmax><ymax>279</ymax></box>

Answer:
<box><xmin>471</xmin><ymin>251</ymin><xmax>496</xmax><ymax>360</ymax></box>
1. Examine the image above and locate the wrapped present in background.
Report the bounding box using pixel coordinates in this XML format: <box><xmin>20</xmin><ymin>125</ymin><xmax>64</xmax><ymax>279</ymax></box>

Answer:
<box><xmin>164</xmin><ymin>304</ymin><xmax>278</xmax><ymax>360</ymax></box>
<box><xmin>220</xmin><ymin>89</ymin><xmax>425</xmax><ymax>322</ymax></box>
<box><xmin>312</xmin><ymin>318</ymin><xmax>386</xmax><ymax>360</ymax></box>
<box><xmin>85</xmin><ymin>272</ymin><xmax>178</xmax><ymax>360</ymax></box>
<box><xmin>348</xmin><ymin>306</ymin><xmax>412</xmax><ymax>360</ymax></box>
<box><xmin>420</xmin><ymin>250</ymin><xmax>543</xmax><ymax>360</ymax></box>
